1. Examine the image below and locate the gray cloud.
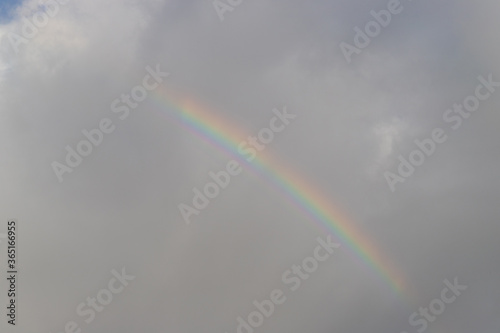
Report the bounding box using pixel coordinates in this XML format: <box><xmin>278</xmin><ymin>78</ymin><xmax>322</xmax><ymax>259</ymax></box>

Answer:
<box><xmin>0</xmin><ymin>0</ymin><xmax>499</xmax><ymax>332</ymax></box>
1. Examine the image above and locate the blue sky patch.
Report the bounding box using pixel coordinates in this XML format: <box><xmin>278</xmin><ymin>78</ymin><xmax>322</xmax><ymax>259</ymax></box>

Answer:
<box><xmin>0</xmin><ymin>0</ymin><xmax>24</xmax><ymax>23</ymax></box>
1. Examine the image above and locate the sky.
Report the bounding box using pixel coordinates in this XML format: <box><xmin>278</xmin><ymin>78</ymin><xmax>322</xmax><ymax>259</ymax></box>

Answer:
<box><xmin>0</xmin><ymin>0</ymin><xmax>499</xmax><ymax>332</ymax></box>
<box><xmin>0</xmin><ymin>0</ymin><xmax>21</xmax><ymax>23</ymax></box>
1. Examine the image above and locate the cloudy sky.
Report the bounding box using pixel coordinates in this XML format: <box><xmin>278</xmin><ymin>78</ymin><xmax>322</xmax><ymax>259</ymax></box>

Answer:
<box><xmin>0</xmin><ymin>0</ymin><xmax>499</xmax><ymax>332</ymax></box>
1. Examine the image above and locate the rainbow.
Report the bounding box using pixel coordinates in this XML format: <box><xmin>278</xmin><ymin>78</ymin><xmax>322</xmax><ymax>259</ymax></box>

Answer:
<box><xmin>149</xmin><ymin>85</ymin><xmax>406</xmax><ymax>294</ymax></box>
